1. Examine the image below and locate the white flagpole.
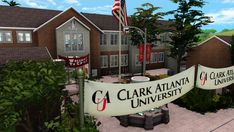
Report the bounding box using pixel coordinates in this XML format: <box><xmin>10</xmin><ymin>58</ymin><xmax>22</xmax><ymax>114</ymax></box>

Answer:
<box><xmin>118</xmin><ymin>1</ymin><xmax>122</xmax><ymax>80</ymax></box>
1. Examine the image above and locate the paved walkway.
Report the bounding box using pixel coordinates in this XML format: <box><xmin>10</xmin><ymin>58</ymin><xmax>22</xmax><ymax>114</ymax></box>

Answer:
<box><xmin>65</xmin><ymin>85</ymin><xmax>234</xmax><ymax>132</ymax></box>
<box><xmin>65</xmin><ymin>68</ymin><xmax>234</xmax><ymax>132</ymax></box>
<box><xmin>96</xmin><ymin>103</ymin><xmax>234</xmax><ymax>132</ymax></box>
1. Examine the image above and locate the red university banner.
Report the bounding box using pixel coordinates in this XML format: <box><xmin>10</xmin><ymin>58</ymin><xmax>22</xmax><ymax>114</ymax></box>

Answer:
<box><xmin>58</xmin><ymin>54</ymin><xmax>89</xmax><ymax>68</ymax></box>
<box><xmin>138</xmin><ymin>43</ymin><xmax>151</xmax><ymax>62</ymax></box>
<box><xmin>138</xmin><ymin>44</ymin><xmax>144</xmax><ymax>62</ymax></box>
<box><xmin>146</xmin><ymin>43</ymin><xmax>151</xmax><ymax>62</ymax></box>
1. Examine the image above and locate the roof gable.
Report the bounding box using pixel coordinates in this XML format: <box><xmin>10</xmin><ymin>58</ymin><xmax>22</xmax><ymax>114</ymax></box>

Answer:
<box><xmin>56</xmin><ymin>16</ymin><xmax>91</xmax><ymax>31</ymax></box>
<box><xmin>33</xmin><ymin>7</ymin><xmax>102</xmax><ymax>32</ymax></box>
<box><xmin>195</xmin><ymin>35</ymin><xmax>231</xmax><ymax>48</ymax></box>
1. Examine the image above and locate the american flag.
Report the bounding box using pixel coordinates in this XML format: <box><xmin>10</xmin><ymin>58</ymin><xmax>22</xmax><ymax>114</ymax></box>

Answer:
<box><xmin>112</xmin><ymin>0</ymin><xmax>128</xmax><ymax>27</ymax></box>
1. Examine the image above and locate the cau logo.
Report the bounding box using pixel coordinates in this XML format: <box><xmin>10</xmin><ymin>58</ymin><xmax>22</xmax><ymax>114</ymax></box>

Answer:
<box><xmin>92</xmin><ymin>90</ymin><xmax>111</xmax><ymax>112</ymax></box>
<box><xmin>200</xmin><ymin>71</ymin><xmax>207</xmax><ymax>86</ymax></box>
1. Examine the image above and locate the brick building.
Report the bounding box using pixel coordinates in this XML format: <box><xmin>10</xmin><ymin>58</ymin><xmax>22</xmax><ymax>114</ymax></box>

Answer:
<box><xmin>0</xmin><ymin>6</ymin><xmax>171</xmax><ymax>77</ymax></box>
<box><xmin>186</xmin><ymin>35</ymin><xmax>232</xmax><ymax>69</ymax></box>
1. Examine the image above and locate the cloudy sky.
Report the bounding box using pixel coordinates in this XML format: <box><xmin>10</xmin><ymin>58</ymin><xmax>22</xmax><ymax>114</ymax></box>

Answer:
<box><xmin>1</xmin><ymin>0</ymin><xmax>234</xmax><ymax>31</ymax></box>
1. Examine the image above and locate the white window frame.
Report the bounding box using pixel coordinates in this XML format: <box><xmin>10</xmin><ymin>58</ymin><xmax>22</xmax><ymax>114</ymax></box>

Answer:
<box><xmin>100</xmin><ymin>34</ymin><xmax>107</xmax><ymax>45</ymax></box>
<box><xmin>0</xmin><ymin>32</ymin><xmax>2</xmax><ymax>42</ymax></box>
<box><xmin>121</xmin><ymin>54</ymin><xmax>128</xmax><ymax>66</ymax></box>
<box><xmin>100</xmin><ymin>55</ymin><xmax>108</xmax><ymax>68</ymax></box>
<box><xmin>150</xmin><ymin>52</ymin><xmax>165</xmax><ymax>63</ymax></box>
<box><xmin>121</xmin><ymin>35</ymin><xmax>128</xmax><ymax>45</ymax></box>
<box><xmin>0</xmin><ymin>30</ymin><xmax>12</xmax><ymax>43</ymax></box>
<box><xmin>110</xmin><ymin>34</ymin><xmax>118</xmax><ymax>45</ymax></box>
<box><xmin>64</xmin><ymin>31</ymin><xmax>84</xmax><ymax>52</ymax></box>
<box><xmin>157</xmin><ymin>52</ymin><xmax>165</xmax><ymax>63</ymax></box>
<box><xmin>16</xmin><ymin>31</ymin><xmax>32</xmax><ymax>43</ymax></box>
<box><xmin>150</xmin><ymin>52</ymin><xmax>157</xmax><ymax>63</ymax></box>
<box><xmin>110</xmin><ymin>55</ymin><xmax>118</xmax><ymax>67</ymax></box>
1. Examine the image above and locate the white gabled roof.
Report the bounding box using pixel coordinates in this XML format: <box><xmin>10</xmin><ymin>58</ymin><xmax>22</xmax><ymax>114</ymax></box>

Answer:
<box><xmin>33</xmin><ymin>7</ymin><xmax>103</xmax><ymax>33</ymax></box>
<box><xmin>194</xmin><ymin>35</ymin><xmax>231</xmax><ymax>48</ymax></box>
<box><xmin>56</xmin><ymin>16</ymin><xmax>91</xmax><ymax>31</ymax></box>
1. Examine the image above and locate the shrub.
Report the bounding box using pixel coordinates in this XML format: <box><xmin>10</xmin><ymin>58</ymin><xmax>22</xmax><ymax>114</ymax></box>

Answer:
<box><xmin>174</xmin><ymin>88</ymin><xmax>220</xmax><ymax>113</ymax></box>
<box><xmin>45</xmin><ymin>97</ymin><xmax>98</xmax><ymax>132</ymax></box>
<box><xmin>0</xmin><ymin>60</ymin><xmax>66</xmax><ymax>131</ymax></box>
<box><xmin>174</xmin><ymin>87</ymin><xmax>233</xmax><ymax>113</ymax></box>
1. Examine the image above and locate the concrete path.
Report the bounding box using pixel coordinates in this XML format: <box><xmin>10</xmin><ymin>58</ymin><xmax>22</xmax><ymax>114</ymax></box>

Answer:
<box><xmin>96</xmin><ymin>103</ymin><xmax>234</xmax><ymax>132</ymax></box>
<box><xmin>65</xmin><ymin>67</ymin><xmax>234</xmax><ymax>132</ymax></box>
<box><xmin>65</xmin><ymin>85</ymin><xmax>234</xmax><ymax>132</ymax></box>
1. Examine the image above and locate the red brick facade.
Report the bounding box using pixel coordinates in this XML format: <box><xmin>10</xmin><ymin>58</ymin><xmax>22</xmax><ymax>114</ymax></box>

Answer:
<box><xmin>186</xmin><ymin>36</ymin><xmax>232</xmax><ymax>69</ymax></box>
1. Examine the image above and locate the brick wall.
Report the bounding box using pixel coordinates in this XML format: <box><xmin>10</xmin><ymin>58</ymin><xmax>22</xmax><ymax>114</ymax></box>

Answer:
<box><xmin>186</xmin><ymin>37</ymin><xmax>231</xmax><ymax>69</ymax></box>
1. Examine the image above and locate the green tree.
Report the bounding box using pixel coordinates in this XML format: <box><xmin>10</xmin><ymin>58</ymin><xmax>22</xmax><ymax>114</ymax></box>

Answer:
<box><xmin>197</xmin><ymin>29</ymin><xmax>216</xmax><ymax>43</ymax></box>
<box><xmin>221</xmin><ymin>29</ymin><xmax>231</xmax><ymax>32</ymax></box>
<box><xmin>168</xmin><ymin>0</ymin><xmax>212</xmax><ymax>73</ymax></box>
<box><xmin>130</xmin><ymin>3</ymin><xmax>164</xmax><ymax>45</ymax></box>
<box><xmin>2</xmin><ymin>0</ymin><xmax>20</xmax><ymax>6</ymax></box>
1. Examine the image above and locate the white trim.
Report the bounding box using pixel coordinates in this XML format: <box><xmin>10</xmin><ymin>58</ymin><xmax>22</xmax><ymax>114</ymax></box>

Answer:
<box><xmin>56</xmin><ymin>16</ymin><xmax>90</xmax><ymax>31</ymax></box>
<box><xmin>121</xmin><ymin>54</ymin><xmax>128</xmax><ymax>66</ymax></box>
<box><xmin>157</xmin><ymin>52</ymin><xmax>165</xmax><ymax>63</ymax></box>
<box><xmin>110</xmin><ymin>55</ymin><xmax>119</xmax><ymax>68</ymax></box>
<box><xmin>103</xmin><ymin>30</ymin><xmax>121</xmax><ymax>33</ymax></box>
<box><xmin>34</xmin><ymin>8</ymin><xmax>70</xmax><ymax>32</ymax></box>
<box><xmin>195</xmin><ymin>35</ymin><xmax>231</xmax><ymax>48</ymax></box>
<box><xmin>79</xmin><ymin>13</ymin><xmax>103</xmax><ymax>33</ymax></box>
<box><xmin>34</xmin><ymin>7</ymin><xmax>103</xmax><ymax>33</ymax></box>
<box><xmin>0</xmin><ymin>27</ymin><xmax>35</xmax><ymax>30</ymax></box>
<box><xmin>45</xmin><ymin>47</ymin><xmax>53</xmax><ymax>59</ymax></box>
<box><xmin>215</xmin><ymin>36</ymin><xmax>231</xmax><ymax>46</ymax></box>
<box><xmin>100</xmin><ymin>55</ymin><xmax>108</xmax><ymax>68</ymax></box>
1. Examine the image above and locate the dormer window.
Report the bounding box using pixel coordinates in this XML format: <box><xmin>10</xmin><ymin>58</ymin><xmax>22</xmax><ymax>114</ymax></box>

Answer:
<box><xmin>16</xmin><ymin>31</ymin><xmax>32</xmax><ymax>43</ymax></box>
<box><xmin>0</xmin><ymin>30</ymin><xmax>12</xmax><ymax>43</ymax></box>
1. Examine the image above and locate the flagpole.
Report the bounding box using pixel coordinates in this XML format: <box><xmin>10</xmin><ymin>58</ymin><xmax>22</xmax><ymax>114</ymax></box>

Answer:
<box><xmin>118</xmin><ymin>1</ymin><xmax>122</xmax><ymax>80</ymax></box>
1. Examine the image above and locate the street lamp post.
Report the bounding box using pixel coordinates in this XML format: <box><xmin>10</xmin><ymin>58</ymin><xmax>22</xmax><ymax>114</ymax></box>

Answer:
<box><xmin>124</xmin><ymin>26</ymin><xmax>147</xmax><ymax>75</ymax></box>
<box><xmin>143</xmin><ymin>28</ymin><xmax>147</xmax><ymax>76</ymax></box>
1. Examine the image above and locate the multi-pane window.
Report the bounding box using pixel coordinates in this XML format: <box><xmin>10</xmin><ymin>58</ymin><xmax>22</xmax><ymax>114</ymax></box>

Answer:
<box><xmin>110</xmin><ymin>34</ymin><xmax>118</xmax><ymax>45</ymax></box>
<box><xmin>110</xmin><ymin>55</ymin><xmax>118</xmax><ymax>67</ymax></box>
<box><xmin>121</xmin><ymin>35</ymin><xmax>128</xmax><ymax>45</ymax></box>
<box><xmin>157</xmin><ymin>52</ymin><xmax>164</xmax><ymax>62</ymax></box>
<box><xmin>100</xmin><ymin>55</ymin><xmax>108</xmax><ymax>68</ymax></box>
<box><xmin>150</xmin><ymin>52</ymin><xmax>165</xmax><ymax>63</ymax></box>
<box><xmin>17</xmin><ymin>31</ymin><xmax>32</xmax><ymax>43</ymax></box>
<box><xmin>0</xmin><ymin>31</ymin><xmax>12</xmax><ymax>43</ymax></box>
<box><xmin>64</xmin><ymin>32</ymin><xmax>83</xmax><ymax>52</ymax></box>
<box><xmin>100</xmin><ymin>34</ymin><xmax>107</xmax><ymax>45</ymax></box>
<box><xmin>121</xmin><ymin>54</ymin><xmax>128</xmax><ymax>66</ymax></box>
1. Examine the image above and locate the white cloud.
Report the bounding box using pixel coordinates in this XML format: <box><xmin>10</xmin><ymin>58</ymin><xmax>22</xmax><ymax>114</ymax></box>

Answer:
<box><xmin>207</xmin><ymin>8</ymin><xmax>234</xmax><ymax>24</ymax></box>
<box><xmin>24</xmin><ymin>0</ymin><xmax>47</xmax><ymax>9</ymax></box>
<box><xmin>65</xmin><ymin>0</ymin><xmax>80</xmax><ymax>5</ymax></box>
<box><xmin>81</xmin><ymin>5</ymin><xmax>112</xmax><ymax>14</ymax></box>
<box><xmin>47</xmin><ymin>0</ymin><xmax>56</xmax><ymax>5</ymax></box>
<box><xmin>222</xmin><ymin>0</ymin><xmax>234</xmax><ymax>3</ymax></box>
